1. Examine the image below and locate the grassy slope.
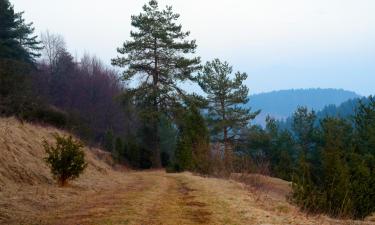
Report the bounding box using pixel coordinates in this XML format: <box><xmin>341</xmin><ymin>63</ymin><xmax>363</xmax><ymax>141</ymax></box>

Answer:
<box><xmin>0</xmin><ymin>118</ymin><xmax>373</xmax><ymax>225</ymax></box>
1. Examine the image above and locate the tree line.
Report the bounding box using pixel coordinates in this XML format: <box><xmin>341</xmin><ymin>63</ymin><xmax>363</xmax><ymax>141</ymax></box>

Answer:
<box><xmin>1</xmin><ymin>0</ymin><xmax>374</xmax><ymax>219</ymax></box>
<box><xmin>235</xmin><ymin>101</ymin><xmax>375</xmax><ymax>219</ymax></box>
<box><xmin>0</xmin><ymin>0</ymin><xmax>258</xmax><ymax>172</ymax></box>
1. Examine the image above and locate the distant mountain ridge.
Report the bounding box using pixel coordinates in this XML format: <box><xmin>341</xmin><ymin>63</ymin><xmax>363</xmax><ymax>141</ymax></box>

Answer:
<box><xmin>277</xmin><ymin>96</ymin><xmax>372</xmax><ymax>130</ymax></box>
<box><xmin>247</xmin><ymin>88</ymin><xmax>361</xmax><ymax>125</ymax></box>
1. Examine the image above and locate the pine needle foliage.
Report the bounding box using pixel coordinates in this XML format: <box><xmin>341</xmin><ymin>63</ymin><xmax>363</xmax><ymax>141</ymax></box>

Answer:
<box><xmin>112</xmin><ymin>0</ymin><xmax>200</xmax><ymax>167</ymax></box>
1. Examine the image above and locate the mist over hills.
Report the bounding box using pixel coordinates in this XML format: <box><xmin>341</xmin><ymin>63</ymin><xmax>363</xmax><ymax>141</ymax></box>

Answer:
<box><xmin>277</xmin><ymin>96</ymin><xmax>372</xmax><ymax>130</ymax></box>
<box><xmin>247</xmin><ymin>88</ymin><xmax>361</xmax><ymax>125</ymax></box>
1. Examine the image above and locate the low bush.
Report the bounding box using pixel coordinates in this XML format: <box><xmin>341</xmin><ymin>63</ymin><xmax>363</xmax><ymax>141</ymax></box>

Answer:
<box><xmin>43</xmin><ymin>134</ymin><xmax>87</xmax><ymax>186</ymax></box>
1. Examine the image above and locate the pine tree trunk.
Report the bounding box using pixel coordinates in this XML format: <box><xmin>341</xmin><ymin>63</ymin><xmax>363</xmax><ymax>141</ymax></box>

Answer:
<box><xmin>152</xmin><ymin>119</ymin><xmax>161</xmax><ymax>168</ymax></box>
<box><xmin>221</xmin><ymin>99</ymin><xmax>232</xmax><ymax>173</ymax></box>
<box><xmin>151</xmin><ymin>39</ymin><xmax>161</xmax><ymax>168</ymax></box>
<box><xmin>223</xmin><ymin>126</ymin><xmax>233</xmax><ymax>173</ymax></box>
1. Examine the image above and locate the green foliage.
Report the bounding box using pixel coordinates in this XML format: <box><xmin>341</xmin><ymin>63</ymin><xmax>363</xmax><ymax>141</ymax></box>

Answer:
<box><xmin>112</xmin><ymin>0</ymin><xmax>200</xmax><ymax>167</ymax></box>
<box><xmin>291</xmin><ymin>109</ymin><xmax>375</xmax><ymax>219</ymax></box>
<box><xmin>243</xmin><ymin>100</ymin><xmax>375</xmax><ymax>219</ymax></box>
<box><xmin>347</xmin><ymin>153</ymin><xmax>375</xmax><ymax>218</ymax></box>
<box><xmin>320</xmin><ymin>118</ymin><xmax>352</xmax><ymax>216</ymax></box>
<box><xmin>175</xmin><ymin>132</ymin><xmax>193</xmax><ymax>171</ymax></box>
<box><xmin>43</xmin><ymin>134</ymin><xmax>87</xmax><ymax>186</ymax></box>
<box><xmin>197</xmin><ymin>58</ymin><xmax>259</xmax><ymax>171</ymax></box>
<box><xmin>292</xmin><ymin>107</ymin><xmax>317</xmax><ymax>153</ymax></box>
<box><xmin>0</xmin><ymin>0</ymin><xmax>45</xmax><ymax>124</ymax></box>
<box><xmin>173</xmin><ymin>105</ymin><xmax>210</xmax><ymax>173</ymax></box>
<box><xmin>292</xmin><ymin>152</ymin><xmax>318</xmax><ymax>211</ymax></box>
<box><xmin>123</xmin><ymin>137</ymin><xmax>141</xmax><ymax>168</ymax></box>
<box><xmin>0</xmin><ymin>0</ymin><xmax>42</xmax><ymax>64</ymax></box>
<box><xmin>198</xmin><ymin>59</ymin><xmax>259</xmax><ymax>142</ymax></box>
<box><xmin>292</xmin><ymin>118</ymin><xmax>353</xmax><ymax>216</ymax></box>
<box><xmin>234</xmin><ymin>117</ymin><xmax>294</xmax><ymax>179</ymax></box>
<box><xmin>354</xmin><ymin>96</ymin><xmax>375</xmax><ymax>155</ymax></box>
<box><xmin>0</xmin><ymin>59</ymin><xmax>34</xmax><ymax>116</ymax></box>
<box><xmin>159</xmin><ymin>115</ymin><xmax>177</xmax><ymax>167</ymax></box>
<box><xmin>267</xmin><ymin>118</ymin><xmax>294</xmax><ymax>181</ymax></box>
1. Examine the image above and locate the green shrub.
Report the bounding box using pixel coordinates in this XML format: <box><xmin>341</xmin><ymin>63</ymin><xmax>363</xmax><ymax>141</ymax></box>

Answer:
<box><xmin>173</xmin><ymin>105</ymin><xmax>210</xmax><ymax>173</ymax></box>
<box><xmin>43</xmin><ymin>134</ymin><xmax>88</xmax><ymax>186</ymax></box>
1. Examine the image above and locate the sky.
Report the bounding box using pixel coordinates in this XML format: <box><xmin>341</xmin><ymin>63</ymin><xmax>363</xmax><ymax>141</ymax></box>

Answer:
<box><xmin>12</xmin><ymin>0</ymin><xmax>375</xmax><ymax>96</ymax></box>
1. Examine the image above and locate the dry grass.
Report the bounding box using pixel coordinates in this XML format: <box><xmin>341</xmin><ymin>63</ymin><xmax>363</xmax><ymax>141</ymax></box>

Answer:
<box><xmin>0</xmin><ymin>117</ymin><xmax>128</xmax><ymax>224</ymax></box>
<box><xmin>230</xmin><ymin>173</ymin><xmax>292</xmax><ymax>201</ymax></box>
<box><xmin>0</xmin><ymin>117</ymin><xmax>374</xmax><ymax>225</ymax></box>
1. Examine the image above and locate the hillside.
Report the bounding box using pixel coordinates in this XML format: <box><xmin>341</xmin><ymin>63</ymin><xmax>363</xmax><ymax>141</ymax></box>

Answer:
<box><xmin>248</xmin><ymin>88</ymin><xmax>360</xmax><ymax>125</ymax></box>
<box><xmin>277</xmin><ymin>96</ymin><xmax>372</xmax><ymax>130</ymax></box>
<box><xmin>0</xmin><ymin>118</ymin><xmax>373</xmax><ymax>225</ymax></box>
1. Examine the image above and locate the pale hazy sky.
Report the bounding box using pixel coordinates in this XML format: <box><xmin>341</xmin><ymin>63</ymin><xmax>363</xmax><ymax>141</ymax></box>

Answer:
<box><xmin>12</xmin><ymin>0</ymin><xmax>375</xmax><ymax>96</ymax></box>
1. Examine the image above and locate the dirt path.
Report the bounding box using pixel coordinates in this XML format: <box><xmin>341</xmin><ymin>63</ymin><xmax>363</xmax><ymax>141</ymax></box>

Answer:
<box><xmin>1</xmin><ymin>171</ymin><xmax>373</xmax><ymax>225</ymax></box>
<box><xmin>48</xmin><ymin>171</ymin><xmax>216</xmax><ymax>225</ymax></box>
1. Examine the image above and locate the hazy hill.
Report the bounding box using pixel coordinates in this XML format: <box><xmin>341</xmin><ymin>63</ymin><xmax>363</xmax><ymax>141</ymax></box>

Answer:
<box><xmin>278</xmin><ymin>96</ymin><xmax>371</xmax><ymax>130</ymax></box>
<box><xmin>247</xmin><ymin>88</ymin><xmax>360</xmax><ymax>125</ymax></box>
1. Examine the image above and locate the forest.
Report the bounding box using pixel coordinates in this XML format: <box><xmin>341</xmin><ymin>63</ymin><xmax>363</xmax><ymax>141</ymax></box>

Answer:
<box><xmin>1</xmin><ymin>0</ymin><xmax>374</xmax><ymax>220</ymax></box>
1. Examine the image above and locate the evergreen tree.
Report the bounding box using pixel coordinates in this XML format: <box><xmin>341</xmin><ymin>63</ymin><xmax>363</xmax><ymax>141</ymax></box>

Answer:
<box><xmin>291</xmin><ymin>111</ymin><xmax>375</xmax><ymax>219</ymax></box>
<box><xmin>197</xmin><ymin>58</ymin><xmax>259</xmax><ymax>171</ymax></box>
<box><xmin>174</xmin><ymin>105</ymin><xmax>210</xmax><ymax>173</ymax></box>
<box><xmin>123</xmin><ymin>136</ymin><xmax>142</xmax><ymax>168</ymax></box>
<box><xmin>0</xmin><ymin>0</ymin><xmax>42</xmax><ymax>63</ymax></box>
<box><xmin>292</xmin><ymin>107</ymin><xmax>316</xmax><ymax>154</ymax></box>
<box><xmin>175</xmin><ymin>128</ymin><xmax>193</xmax><ymax>172</ymax></box>
<box><xmin>0</xmin><ymin>0</ymin><xmax>42</xmax><ymax>116</ymax></box>
<box><xmin>291</xmin><ymin>108</ymin><xmax>321</xmax><ymax>213</ymax></box>
<box><xmin>112</xmin><ymin>0</ymin><xmax>200</xmax><ymax>167</ymax></box>
<box><xmin>266</xmin><ymin>117</ymin><xmax>294</xmax><ymax>180</ymax></box>
<box><xmin>320</xmin><ymin>118</ymin><xmax>352</xmax><ymax>216</ymax></box>
<box><xmin>159</xmin><ymin>115</ymin><xmax>177</xmax><ymax>167</ymax></box>
<box><xmin>351</xmin><ymin>96</ymin><xmax>375</xmax><ymax>218</ymax></box>
<box><xmin>354</xmin><ymin>96</ymin><xmax>375</xmax><ymax>155</ymax></box>
<box><xmin>292</xmin><ymin>152</ymin><xmax>317</xmax><ymax>211</ymax></box>
<box><xmin>0</xmin><ymin>59</ymin><xmax>32</xmax><ymax>115</ymax></box>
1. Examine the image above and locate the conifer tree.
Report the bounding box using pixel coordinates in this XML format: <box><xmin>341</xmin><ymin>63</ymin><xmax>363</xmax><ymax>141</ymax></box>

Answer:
<box><xmin>354</xmin><ymin>96</ymin><xmax>375</xmax><ymax>155</ymax></box>
<box><xmin>266</xmin><ymin>117</ymin><xmax>294</xmax><ymax>180</ymax></box>
<box><xmin>175</xmin><ymin>105</ymin><xmax>210</xmax><ymax>173</ymax></box>
<box><xmin>292</xmin><ymin>107</ymin><xmax>317</xmax><ymax>155</ymax></box>
<box><xmin>320</xmin><ymin>117</ymin><xmax>352</xmax><ymax>216</ymax></box>
<box><xmin>0</xmin><ymin>0</ymin><xmax>42</xmax><ymax>63</ymax></box>
<box><xmin>0</xmin><ymin>0</ymin><xmax>42</xmax><ymax>115</ymax></box>
<box><xmin>351</xmin><ymin>96</ymin><xmax>375</xmax><ymax>218</ymax></box>
<box><xmin>112</xmin><ymin>0</ymin><xmax>200</xmax><ymax>167</ymax></box>
<box><xmin>197</xmin><ymin>58</ymin><xmax>259</xmax><ymax>171</ymax></box>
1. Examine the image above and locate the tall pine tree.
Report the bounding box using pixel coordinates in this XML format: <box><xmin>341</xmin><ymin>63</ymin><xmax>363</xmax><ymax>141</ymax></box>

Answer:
<box><xmin>0</xmin><ymin>0</ymin><xmax>42</xmax><ymax>115</ymax></box>
<box><xmin>0</xmin><ymin>0</ymin><xmax>41</xmax><ymax>63</ymax></box>
<box><xmin>197</xmin><ymin>58</ymin><xmax>259</xmax><ymax>171</ymax></box>
<box><xmin>112</xmin><ymin>0</ymin><xmax>200</xmax><ymax>167</ymax></box>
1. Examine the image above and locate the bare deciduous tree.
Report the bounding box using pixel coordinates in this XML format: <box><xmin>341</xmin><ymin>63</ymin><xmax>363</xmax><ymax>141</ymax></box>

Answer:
<box><xmin>40</xmin><ymin>30</ymin><xmax>66</xmax><ymax>69</ymax></box>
